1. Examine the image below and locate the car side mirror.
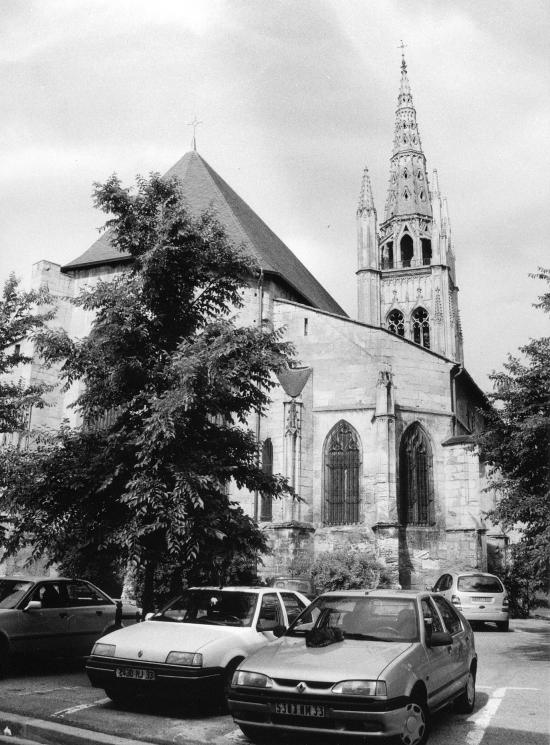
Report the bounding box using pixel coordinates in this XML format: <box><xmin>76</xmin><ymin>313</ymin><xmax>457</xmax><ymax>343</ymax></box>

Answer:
<box><xmin>23</xmin><ymin>600</ymin><xmax>42</xmax><ymax>612</ymax></box>
<box><xmin>272</xmin><ymin>624</ymin><xmax>286</xmax><ymax>638</ymax></box>
<box><xmin>428</xmin><ymin>631</ymin><xmax>452</xmax><ymax>647</ymax></box>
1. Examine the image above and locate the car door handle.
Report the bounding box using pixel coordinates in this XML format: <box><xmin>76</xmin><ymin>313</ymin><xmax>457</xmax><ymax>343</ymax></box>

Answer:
<box><xmin>95</xmin><ymin>610</ymin><xmax>103</xmax><ymax>616</ymax></box>
<box><xmin>59</xmin><ymin>612</ymin><xmax>68</xmax><ymax>618</ymax></box>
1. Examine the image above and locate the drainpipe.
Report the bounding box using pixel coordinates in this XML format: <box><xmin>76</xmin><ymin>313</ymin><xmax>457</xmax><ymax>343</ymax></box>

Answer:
<box><xmin>253</xmin><ymin>269</ymin><xmax>264</xmax><ymax>522</ymax></box>
<box><xmin>450</xmin><ymin>364</ymin><xmax>464</xmax><ymax>436</ymax></box>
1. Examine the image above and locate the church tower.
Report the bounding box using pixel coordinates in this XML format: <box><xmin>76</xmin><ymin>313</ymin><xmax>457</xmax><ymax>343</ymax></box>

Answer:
<box><xmin>357</xmin><ymin>54</ymin><xmax>463</xmax><ymax>363</ymax></box>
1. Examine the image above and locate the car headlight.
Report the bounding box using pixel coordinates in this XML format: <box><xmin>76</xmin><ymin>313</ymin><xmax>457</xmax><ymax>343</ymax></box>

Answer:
<box><xmin>92</xmin><ymin>643</ymin><xmax>116</xmax><ymax>657</ymax></box>
<box><xmin>331</xmin><ymin>680</ymin><xmax>387</xmax><ymax>696</ymax></box>
<box><xmin>165</xmin><ymin>651</ymin><xmax>203</xmax><ymax>666</ymax></box>
<box><xmin>232</xmin><ymin>670</ymin><xmax>274</xmax><ymax>688</ymax></box>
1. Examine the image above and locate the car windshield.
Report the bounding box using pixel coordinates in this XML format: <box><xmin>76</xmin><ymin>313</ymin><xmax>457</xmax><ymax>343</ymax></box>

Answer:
<box><xmin>153</xmin><ymin>590</ymin><xmax>258</xmax><ymax>627</ymax></box>
<box><xmin>287</xmin><ymin>595</ymin><xmax>419</xmax><ymax>642</ymax></box>
<box><xmin>0</xmin><ymin>580</ymin><xmax>33</xmax><ymax>609</ymax></box>
<box><xmin>457</xmin><ymin>575</ymin><xmax>504</xmax><ymax>593</ymax></box>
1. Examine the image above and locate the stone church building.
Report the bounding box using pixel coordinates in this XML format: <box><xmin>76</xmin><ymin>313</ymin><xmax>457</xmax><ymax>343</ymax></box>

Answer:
<box><xmin>23</xmin><ymin>58</ymin><xmax>502</xmax><ymax>588</ymax></box>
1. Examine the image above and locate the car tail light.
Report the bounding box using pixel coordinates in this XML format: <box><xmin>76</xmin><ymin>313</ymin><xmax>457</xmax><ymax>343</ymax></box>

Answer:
<box><xmin>451</xmin><ymin>595</ymin><xmax>462</xmax><ymax>607</ymax></box>
<box><xmin>502</xmin><ymin>596</ymin><xmax>509</xmax><ymax>608</ymax></box>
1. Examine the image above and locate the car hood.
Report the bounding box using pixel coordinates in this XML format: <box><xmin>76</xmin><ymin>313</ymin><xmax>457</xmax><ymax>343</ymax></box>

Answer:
<box><xmin>240</xmin><ymin>636</ymin><xmax>412</xmax><ymax>681</ymax></box>
<box><xmin>96</xmin><ymin>620</ymin><xmax>250</xmax><ymax>661</ymax></box>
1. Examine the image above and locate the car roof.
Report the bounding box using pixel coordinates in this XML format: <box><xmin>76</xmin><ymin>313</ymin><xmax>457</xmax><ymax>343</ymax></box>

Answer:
<box><xmin>445</xmin><ymin>571</ymin><xmax>502</xmax><ymax>579</ymax></box>
<box><xmin>188</xmin><ymin>586</ymin><xmax>276</xmax><ymax>593</ymax></box>
<box><xmin>0</xmin><ymin>575</ymin><xmax>70</xmax><ymax>582</ymax></box>
<box><xmin>318</xmin><ymin>589</ymin><xmax>430</xmax><ymax>600</ymax></box>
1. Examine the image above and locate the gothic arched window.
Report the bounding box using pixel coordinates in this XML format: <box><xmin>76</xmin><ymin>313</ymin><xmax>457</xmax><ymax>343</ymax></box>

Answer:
<box><xmin>399</xmin><ymin>423</ymin><xmax>434</xmax><ymax>526</ymax></box>
<box><xmin>421</xmin><ymin>238</ymin><xmax>432</xmax><ymax>266</ymax></box>
<box><xmin>400</xmin><ymin>234</ymin><xmax>414</xmax><ymax>267</ymax></box>
<box><xmin>388</xmin><ymin>309</ymin><xmax>405</xmax><ymax>337</ymax></box>
<box><xmin>323</xmin><ymin>421</ymin><xmax>360</xmax><ymax>525</ymax></box>
<box><xmin>260</xmin><ymin>438</ymin><xmax>273</xmax><ymax>522</ymax></box>
<box><xmin>412</xmin><ymin>307</ymin><xmax>430</xmax><ymax>348</ymax></box>
<box><xmin>381</xmin><ymin>241</ymin><xmax>394</xmax><ymax>269</ymax></box>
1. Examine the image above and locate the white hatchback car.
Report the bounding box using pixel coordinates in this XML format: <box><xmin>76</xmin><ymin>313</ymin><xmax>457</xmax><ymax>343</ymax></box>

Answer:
<box><xmin>86</xmin><ymin>586</ymin><xmax>310</xmax><ymax>706</ymax></box>
<box><xmin>432</xmin><ymin>571</ymin><xmax>509</xmax><ymax>631</ymax></box>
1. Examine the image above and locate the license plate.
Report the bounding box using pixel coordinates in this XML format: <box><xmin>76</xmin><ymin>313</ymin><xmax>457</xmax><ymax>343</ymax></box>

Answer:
<box><xmin>273</xmin><ymin>702</ymin><xmax>325</xmax><ymax>717</ymax></box>
<box><xmin>115</xmin><ymin>667</ymin><xmax>155</xmax><ymax>681</ymax></box>
<box><xmin>472</xmin><ymin>597</ymin><xmax>493</xmax><ymax>603</ymax></box>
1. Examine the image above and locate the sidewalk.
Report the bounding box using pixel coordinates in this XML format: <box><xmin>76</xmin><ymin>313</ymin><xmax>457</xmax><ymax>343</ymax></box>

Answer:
<box><xmin>530</xmin><ymin>605</ymin><xmax>550</xmax><ymax>621</ymax></box>
<box><xmin>0</xmin><ymin>711</ymin><xmax>156</xmax><ymax>745</ymax></box>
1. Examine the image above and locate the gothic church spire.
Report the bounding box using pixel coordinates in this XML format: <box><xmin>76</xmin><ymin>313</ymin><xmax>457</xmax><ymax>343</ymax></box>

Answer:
<box><xmin>384</xmin><ymin>54</ymin><xmax>432</xmax><ymax>222</ymax></box>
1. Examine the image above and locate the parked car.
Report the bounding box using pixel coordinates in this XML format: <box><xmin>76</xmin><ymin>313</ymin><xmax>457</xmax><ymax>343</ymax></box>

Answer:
<box><xmin>86</xmin><ymin>585</ymin><xmax>310</xmax><ymax>706</ymax></box>
<box><xmin>432</xmin><ymin>571</ymin><xmax>509</xmax><ymax>631</ymax></box>
<box><xmin>269</xmin><ymin>577</ymin><xmax>315</xmax><ymax>600</ymax></box>
<box><xmin>228</xmin><ymin>589</ymin><xmax>477</xmax><ymax>745</ymax></box>
<box><xmin>0</xmin><ymin>576</ymin><xmax>140</xmax><ymax>676</ymax></box>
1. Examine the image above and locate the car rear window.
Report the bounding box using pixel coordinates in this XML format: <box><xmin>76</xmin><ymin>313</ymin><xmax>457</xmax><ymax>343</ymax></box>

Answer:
<box><xmin>154</xmin><ymin>590</ymin><xmax>258</xmax><ymax>626</ymax></box>
<box><xmin>457</xmin><ymin>575</ymin><xmax>504</xmax><ymax>593</ymax></box>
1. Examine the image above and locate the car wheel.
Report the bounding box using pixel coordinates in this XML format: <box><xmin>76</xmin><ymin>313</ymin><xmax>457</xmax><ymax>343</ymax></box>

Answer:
<box><xmin>104</xmin><ymin>688</ymin><xmax>135</xmax><ymax>708</ymax></box>
<box><xmin>455</xmin><ymin>667</ymin><xmax>476</xmax><ymax>714</ymax></box>
<box><xmin>0</xmin><ymin>643</ymin><xmax>9</xmax><ymax>679</ymax></box>
<box><xmin>398</xmin><ymin>694</ymin><xmax>429</xmax><ymax>745</ymax></box>
<box><xmin>496</xmin><ymin>620</ymin><xmax>509</xmax><ymax>632</ymax></box>
<box><xmin>238</xmin><ymin>724</ymin><xmax>270</xmax><ymax>743</ymax></box>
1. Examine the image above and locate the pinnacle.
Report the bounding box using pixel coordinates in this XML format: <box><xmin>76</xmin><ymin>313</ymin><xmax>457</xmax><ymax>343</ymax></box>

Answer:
<box><xmin>358</xmin><ymin>165</ymin><xmax>375</xmax><ymax>214</ymax></box>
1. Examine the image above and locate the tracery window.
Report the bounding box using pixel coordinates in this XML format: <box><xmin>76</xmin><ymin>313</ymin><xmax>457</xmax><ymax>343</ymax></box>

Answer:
<box><xmin>260</xmin><ymin>438</ymin><xmax>273</xmax><ymax>521</ymax></box>
<box><xmin>399</xmin><ymin>423</ymin><xmax>434</xmax><ymax>526</ymax></box>
<box><xmin>412</xmin><ymin>307</ymin><xmax>430</xmax><ymax>348</ymax></box>
<box><xmin>323</xmin><ymin>421</ymin><xmax>360</xmax><ymax>525</ymax></box>
<box><xmin>387</xmin><ymin>309</ymin><xmax>405</xmax><ymax>337</ymax></box>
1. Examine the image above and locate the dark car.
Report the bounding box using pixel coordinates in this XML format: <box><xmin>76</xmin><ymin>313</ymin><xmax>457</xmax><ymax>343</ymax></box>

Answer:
<box><xmin>0</xmin><ymin>576</ymin><xmax>140</xmax><ymax>676</ymax></box>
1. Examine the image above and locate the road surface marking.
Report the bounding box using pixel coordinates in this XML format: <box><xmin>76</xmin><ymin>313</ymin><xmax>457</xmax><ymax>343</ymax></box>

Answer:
<box><xmin>465</xmin><ymin>687</ymin><xmax>506</xmax><ymax>745</ymax></box>
<box><xmin>53</xmin><ymin>698</ymin><xmax>110</xmax><ymax>717</ymax></box>
<box><xmin>14</xmin><ymin>686</ymin><xmax>82</xmax><ymax>696</ymax></box>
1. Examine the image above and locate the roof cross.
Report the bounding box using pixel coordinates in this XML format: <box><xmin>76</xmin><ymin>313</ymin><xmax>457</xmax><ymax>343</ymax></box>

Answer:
<box><xmin>187</xmin><ymin>116</ymin><xmax>203</xmax><ymax>151</ymax></box>
<box><xmin>398</xmin><ymin>40</ymin><xmax>407</xmax><ymax>70</ymax></box>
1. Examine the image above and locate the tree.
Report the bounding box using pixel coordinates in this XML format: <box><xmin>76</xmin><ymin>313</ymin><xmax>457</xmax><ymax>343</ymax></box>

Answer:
<box><xmin>0</xmin><ymin>274</ymin><xmax>53</xmax><ymax>433</ymax></box>
<box><xmin>476</xmin><ymin>268</ymin><xmax>550</xmax><ymax>604</ymax></box>
<box><xmin>0</xmin><ymin>174</ymin><xmax>295</xmax><ymax>610</ymax></box>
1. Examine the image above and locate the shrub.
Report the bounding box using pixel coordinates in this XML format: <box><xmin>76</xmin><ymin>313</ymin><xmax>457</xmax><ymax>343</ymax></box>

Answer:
<box><xmin>308</xmin><ymin>549</ymin><xmax>387</xmax><ymax>593</ymax></box>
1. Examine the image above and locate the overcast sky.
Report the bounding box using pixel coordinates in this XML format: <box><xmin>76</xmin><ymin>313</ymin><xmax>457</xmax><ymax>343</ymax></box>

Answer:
<box><xmin>1</xmin><ymin>0</ymin><xmax>548</xmax><ymax>389</ymax></box>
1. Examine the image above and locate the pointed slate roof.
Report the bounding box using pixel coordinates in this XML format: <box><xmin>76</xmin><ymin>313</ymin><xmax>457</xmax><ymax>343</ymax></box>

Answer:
<box><xmin>63</xmin><ymin>151</ymin><xmax>345</xmax><ymax>316</ymax></box>
<box><xmin>383</xmin><ymin>55</ymin><xmax>432</xmax><ymax>222</ymax></box>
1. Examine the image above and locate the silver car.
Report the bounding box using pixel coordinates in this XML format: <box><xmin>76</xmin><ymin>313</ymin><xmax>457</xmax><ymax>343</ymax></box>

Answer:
<box><xmin>432</xmin><ymin>571</ymin><xmax>509</xmax><ymax>631</ymax></box>
<box><xmin>0</xmin><ymin>576</ymin><xmax>140</xmax><ymax>676</ymax></box>
<box><xmin>228</xmin><ymin>589</ymin><xmax>477</xmax><ymax>745</ymax></box>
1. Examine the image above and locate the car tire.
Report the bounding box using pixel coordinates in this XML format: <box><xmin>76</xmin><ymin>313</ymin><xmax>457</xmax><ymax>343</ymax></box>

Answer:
<box><xmin>104</xmin><ymin>688</ymin><xmax>135</xmax><ymax>708</ymax></box>
<box><xmin>398</xmin><ymin>693</ymin><xmax>429</xmax><ymax>745</ymax></box>
<box><xmin>238</xmin><ymin>724</ymin><xmax>270</xmax><ymax>743</ymax></box>
<box><xmin>496</xmin><ymin>620</ymin><xmax>509</xmax><ymax>632</ymax></box>
<box><xmin>0</xmin><ymin>642</ymin><xmax>9</xmax><ymax>680</ymax></box>
<box><xmin>455</xmin><ymin>667</ymin><xmax>476</xmax><ymax>714</ymax></box>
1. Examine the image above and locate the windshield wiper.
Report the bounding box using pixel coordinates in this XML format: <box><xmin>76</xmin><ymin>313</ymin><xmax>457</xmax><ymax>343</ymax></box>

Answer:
<box><xmin>344</xmin><ymin>633</ymin><xmax>397</xmax><ymax>641</ymax></box>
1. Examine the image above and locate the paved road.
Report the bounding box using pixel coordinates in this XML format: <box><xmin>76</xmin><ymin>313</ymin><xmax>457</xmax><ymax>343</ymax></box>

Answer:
<box><xmin>0</xmin><ymin>619</ymin><xmax>548</xmax><ymax>744</ymax></box>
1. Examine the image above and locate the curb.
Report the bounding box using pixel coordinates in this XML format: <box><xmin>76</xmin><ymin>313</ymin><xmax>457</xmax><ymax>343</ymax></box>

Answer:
<box><xmin>0</xmin><ymin>712</ymin><xmax>156</xmax><ymax>745</ymax></box>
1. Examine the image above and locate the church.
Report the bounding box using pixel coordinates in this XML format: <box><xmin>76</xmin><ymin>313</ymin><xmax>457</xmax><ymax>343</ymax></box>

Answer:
<box><xmin>25</xmin><ymin>57</ymin><xmax>502</xmax><ymax>589</ymax></box>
